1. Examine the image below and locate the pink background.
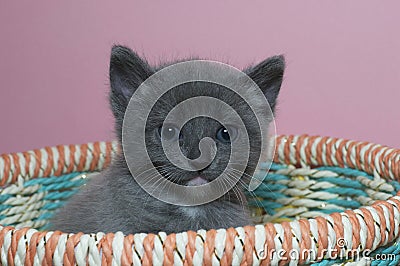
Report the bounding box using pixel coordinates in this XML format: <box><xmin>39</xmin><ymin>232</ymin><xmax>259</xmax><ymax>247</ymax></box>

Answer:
<box><xmin>0</xmin><ymin>1</ymin><xmax>399</xmax><ymax>153</ymax></box>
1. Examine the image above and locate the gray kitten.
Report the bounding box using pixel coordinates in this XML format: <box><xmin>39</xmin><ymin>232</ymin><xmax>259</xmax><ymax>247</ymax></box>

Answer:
<box><xmin>49</xmin><ymin>45</ymin><xmax>285</xmax><ymax>234</ymax></box>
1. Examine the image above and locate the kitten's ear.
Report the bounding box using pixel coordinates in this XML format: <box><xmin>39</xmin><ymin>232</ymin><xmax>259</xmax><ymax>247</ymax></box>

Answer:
<box><xmin>109</xmin><ymin>45</ymin><xmax>153</xmax><ymax>141</ymax></box>
<box><xmin>246</xmin><ymin>55</ymin><xmax>285</xmax><ymax>112</ymax></box>
<box><xmin>109</xmin><ymin>45</ymin><xmax>153</xmax><ymax>114</ymax></box>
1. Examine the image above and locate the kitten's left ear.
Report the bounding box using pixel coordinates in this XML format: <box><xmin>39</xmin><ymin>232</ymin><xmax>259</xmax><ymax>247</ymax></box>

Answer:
<box><xmin>246</xmin><ymin>55</ymin><xmax>285</xmax><ymax>112</ymax></box>
<box><xmin>109</xmin><ymin>45</ymin><xmax>153</xmax><ymax>111</ymax></box>
<box><xmin>109</xmin><ymin>45</ymin><xmax>154</xmax><ymax>141</ymax></box>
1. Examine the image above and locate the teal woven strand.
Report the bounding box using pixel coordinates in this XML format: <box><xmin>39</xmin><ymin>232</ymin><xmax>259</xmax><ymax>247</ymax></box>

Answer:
<box><xmin>42</xmin><ymin>201</ymin><xmax>67</xmax><ymax>210</ymax></box>
<box><xmin>249</xmin><ymin>200</ymin><xmax>283</xmax><ymax>213</ymax></box>
<box><xmin>255</xmin><ymin>183</ymin><xmax>287</xmax><ymax>192</ymax></box>
<box><xmin>322</xmin><ymin>187</ymin><xmax>368</xmax><ymax>197</ymax></box>
<box><xmin>316</xmin><ymin>166</ymin><xmax>372</xmax><ymax>179</ymax></box>
<box><xmin>36</xmin><ymin>212</ymin><xmax>54</xmax><ymax>222</ymax></box>
<box><xmin>44</xmin><ymin>190</ymin><xmax>82</xmax><ymax>201</ymax></box>
<box><xmin>311</xmin><ymin>259</ymin><xmax>343</xmax><ymax>266</ymax></box>
<box><xmin>0</xmin><ymin>204</ymin><xmax>11</xmax><ymax>212</ymax></box>
<box><xmin>325</xmin><ymin>198</ymin><xmax>361</xmax><ymax>209</ymax></box>
<box><xmin>264</xmin><ymin>173</ymin><xmax>290</xmax><ymax>181</ymax></box>
<box><xmin>39</xmin><ymin>179</ymin><xmax>86</xmax><ymax>192</ymax></box>
<box><xmin>390</xmin><ymin>181</ymin><xmax>400</xmax><ymax>192</ymax></box>
<box><xmin>251</xmin><ymin>191</ymin><xmax>286</xmax><ymax>199</ymax></box>
<box><xmin>0</xmin><ymin>194</ymin><xmax>12</xmax><ymax>202</ymax></box>
<box><xmin>370</xmin><ymin>241</ymin><xmax>400</xmax><ymax>266</ymax></box>
<box><xmin>318</xmin><ymin>208</ymin><xmax>346</xmax><ymax>214</ymax></box>
<box><xmin>318</xmin><ymin>176</ymin><xmax>364</xmax><ymax>189</ymax></box>
<box><xmin>24</xmin><ymin>173</ymin><xmax>84</xmax><ymax>187</ymax></box>
<box><xmin>265</xmin><ymin>163</ymin><xmax>288</xmax><ymax>171</ymax></box>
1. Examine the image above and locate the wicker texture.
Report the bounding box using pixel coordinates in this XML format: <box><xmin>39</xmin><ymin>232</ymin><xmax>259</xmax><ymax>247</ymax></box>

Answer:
<box><xmin>0</xmin><ymin>135</ymin><xmax>399</xmax><ymax>265</ymax></box>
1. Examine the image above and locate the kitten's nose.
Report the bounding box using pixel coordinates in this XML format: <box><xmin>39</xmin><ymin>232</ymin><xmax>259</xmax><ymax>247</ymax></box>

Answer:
<box><xmin>186</xmin><ymin>137</ymin><xmax>216</xmax><ymax>171</ymax></box>
<box><xmin>188</xmin><ymin>157</ymin><xmax>211</xmax><ymax>171</ymax></box>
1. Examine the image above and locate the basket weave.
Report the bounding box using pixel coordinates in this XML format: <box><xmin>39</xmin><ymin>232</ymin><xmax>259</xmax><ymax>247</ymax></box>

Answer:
<box><xmin>0</xmin><ymin>135</ymin><xmax>399</xmax><ymax>265</ymax></box>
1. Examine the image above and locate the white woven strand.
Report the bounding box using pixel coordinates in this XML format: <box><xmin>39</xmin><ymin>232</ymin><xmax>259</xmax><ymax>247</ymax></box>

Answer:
<box><xmin>387</xmin><ymin>198</ymin><xmax>400</xmax><ymax>238</ymax></box>
<box><xmin>72</xmin><ymin>145</ymin><xmax>82</xmax><ymax>173</ymax></box>
<box><xmin>85</xmin><ymin>143</ymin><xmax>94</xmax><ymax>171</ymax></box>
<box><xmin>379</xmin><ymin>204</ymin><xmax>391</xmax><ymax>247</ymax></box>
<box><xmin>233</xmin><ymin>227</ymin><xmax>245</xmax><ymax>266</ymax></box>
<box><xmin>299</xmin><ymin>137</ymin><xmax>309</xmax><ymax>168</ymax></box>
<box><xmin>329</xmin><ymin>138</ymin><xmax>342</xmax><ymax>167</ymax></box>
<box><xmin>288</xmin><ymin>136</ymin><xmax>298</xmax><ymax>165</ymax></box>
<box><xmin>307</xmin><ymin>219</ymin><xmax>319</xmax><ymax>263</ymax></box>
<box><xmin>359</xmin><ymin>143</ymin><xmax>373</xmax><ymax>172</ymax></box>
<box><xmin>38</xmin><ymin>149</ymin><xmax>48</xmax><ymax>178</ymax></box>
<box><xmin>193</xmin><ymin>230</ymin><xmax>206</xmax><ymax>266</ymax></box>
<box><xmin>1</xmin><ymin>229</ymin><xmax>12</xmax><ymax>266</ymax></box>
<box><xmin>253</xmin><ymin>225</ymin><xmax>266</xmax><ymax>266</ymax></box>
<box><xmin>373</xmin><ymin>147</ymin><xmax>385</xmax><ymax>179</ymax></box>
<box><xmin>132</xmin><ymin>233</ymin><xmax>146</xmax><ymax>265</ymax></box>
<box><xmin>310</xmin><ymin>137</ymin><xmax>321</xmax><ymax>166</ymax></box>
<box><xmin>33</xmin><ymin>232</ymin><xmax>52</xmax><ymax>265</ymax></box>
<box><xmin>75</xmin><ymin>234</ymin><xmax>90</xmax><ymax>266</ymax></box>
<box><xmin>213</xmin><ymin>229</ymin><xmax>225</xmax><ymax>266</ymax></box>
<box><xmin>14</xmin><ymin>228</ymin><xmax>28</xmax><ymax>266</ymax></box>
<box><xmin>111</xmin><ymin>232</ymin><xmax>124</xmax><ymax>266</ymax></box>
<box><xmin>88</xmin><ymin>232</ymin><xmax>104</xmax><ymax>266</ymax></box>
<box><xmin>320</xmin><ymin>138</ymin><xmax>328</xmax><ymax>167</ymax></box>
<box><xmin>16</xmin><ymin>153</ymin><xmax>27</xmax><ymax>180</ymax></box>
<box><xmin>174</xmin><ymin>232</ymin><xmax>187</xmax><ymax>266</ymax></box>
<box><xmin>364</xmin><ymin>206</ymin><xmax>382</xmax><ymax>250</ymax></box>
<box><xmin>53</xmin><ymin>233</ymin><xmax>68</xmax><ymax>266</ymax></box>
<box><xmin>289</xmin><ymin>221</ymin><xmax>302</xmax><ymax>266</ymax></box>
<box><xmin>153</xmin><ymin>232</ymin><xmax>166</xmax><ymax>266</ymax></box>
<box><xmin>353</xmin><ymin>209</ymin><xmax>368</xmax><ymax>251</ymax></box>
<box><xmin>385</xmin><ymin>148</ymin><xmax>397</xmax><ymax>180</ymax></box>
<box><xmin>348</xmin><ymin>141</ymin><xmax>358</xmax><ymax>172</ymax></box>
<box><xmin>324</xmin><ymin>216</ymin><xmax>337</xmax><ymax>259</ymax></box>
<box><xmin>63</xmin><ymin>146</ymin><xmax>71</xmax><ymax>174</ymax></box>
<box><xmin>51</xmin><ymin>146</ymin><xmax>60</xmax><ymax>176</ymax></box>
<box><xmin>341</xmin><ymin>214</ymin><xmax>353</xmax><ymax>252</ymax></box>
<box><xmin>272</xmin><ymin>223</ymin><xmax>284</xmax><ymax>266</ymax></box>
<box><xmin>0</xmin><ymin>157</ymin><xmax>5</xmax><ymax>182</ymax></box>
<box><xmin>98</xmin><ymin>142</ymin><xmax>108</xmax><ymax>170</ymax></box>
<box><xmin>277</xmin><ymin>138</ymin><xmax>286</xmax><ymax>166</ymax></box>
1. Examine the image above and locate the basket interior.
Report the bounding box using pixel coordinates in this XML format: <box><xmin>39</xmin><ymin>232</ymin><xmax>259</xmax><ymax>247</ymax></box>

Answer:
<box><xmin>1</xmin><ymin>161</ymin><xmax>398</xmax><ymax>232</ymax></box>
<box><xmin>0</xmin><ymin>137</ymin><xmax>399</xmax><ymax>265</ymax></box>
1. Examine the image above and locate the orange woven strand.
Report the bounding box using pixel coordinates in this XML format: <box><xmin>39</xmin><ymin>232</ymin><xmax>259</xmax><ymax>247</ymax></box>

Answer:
<box><xmin>203</xmin><ymin>229</ymin><xmax>216</xmax><ymax>266</ymax></box>
<box><xmin>54</xmin><ymin>145</ymin><xmax>65</xmax><ymax>176</ymax></box>
<box><xmin>1</xmin><ymin>154</ymin><xmax>11</xmax><ymax>186</ymax></box>
<box><xmin>220</xmin><ymin>227</ymin><xmax>235</xmax><ymax>266</ymax></box>
<box><xmin>163</xmin><ymin>233</ymin><xmax>176</xmax><ymax>265</ymax></box>
<box><xmin>184</xmin><ymin>231</ymin><xmax>197</xmax><ymax>266</ymax></box>
<box><xmin>243</xmin><ymin>225</ymin><xmax>255</xmax><ymax>266</ymax></box>
<box><xmin>121</xmin><ymin>234</ymin><xmax>134</xmax><ymax>266</ymax></box>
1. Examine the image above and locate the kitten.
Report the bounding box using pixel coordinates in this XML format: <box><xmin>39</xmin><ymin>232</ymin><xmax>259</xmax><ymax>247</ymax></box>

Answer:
<box><xmin>49</xmin><ymin>45</ymin><xmax>285</xmax><ymax>234</ymax></box>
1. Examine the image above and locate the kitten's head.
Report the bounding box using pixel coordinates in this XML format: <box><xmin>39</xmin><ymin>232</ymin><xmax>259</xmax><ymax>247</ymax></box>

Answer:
<box><xmin>109</xmin><ymin>45</ymin><xmax>285</xmax><ymax>194</ymax></box>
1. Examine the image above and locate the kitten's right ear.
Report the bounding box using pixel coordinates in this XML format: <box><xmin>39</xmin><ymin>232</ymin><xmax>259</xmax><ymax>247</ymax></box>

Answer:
<box><xmin>245</xmin><ymin>55</ymin><xmax>285</xmax><ymax>112</ymax></box>
<box><xmin>109</xmin><ymin>45</ymin><xmax>153</xmax><ymax>113</ymax></box>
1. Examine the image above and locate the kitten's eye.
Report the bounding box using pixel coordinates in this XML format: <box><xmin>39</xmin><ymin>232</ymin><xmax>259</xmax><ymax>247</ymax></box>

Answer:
<box><xmin>157</xmin><ymin>125</ymin><xmax>181</xmax><ymax>141</ymax></box>
<box><xmin>216</xmin><ymin>126</ymin><xmax>238</xmax><ymax>143</ymax></box>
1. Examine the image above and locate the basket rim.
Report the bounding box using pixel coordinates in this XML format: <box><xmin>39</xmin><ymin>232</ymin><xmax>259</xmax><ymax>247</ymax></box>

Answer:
<box><xmin>0</xmin><ymin>134</ymin><xmax>399</xmax><ymax>265</ymax></box>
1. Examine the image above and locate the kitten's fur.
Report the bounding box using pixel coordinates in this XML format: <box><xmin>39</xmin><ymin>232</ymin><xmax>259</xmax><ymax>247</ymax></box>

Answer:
<box><xmin>49</xmin><ymin>46</ymin><xmax>285</xmax><ymax>234</ymax></box>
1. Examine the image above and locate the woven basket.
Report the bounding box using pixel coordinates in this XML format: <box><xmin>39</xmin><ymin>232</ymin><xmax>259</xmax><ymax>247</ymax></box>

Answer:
<box><xmin>0</xmin><ymin>135</ymin><xmax>399</xmax><ymax>265</ymax></box>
